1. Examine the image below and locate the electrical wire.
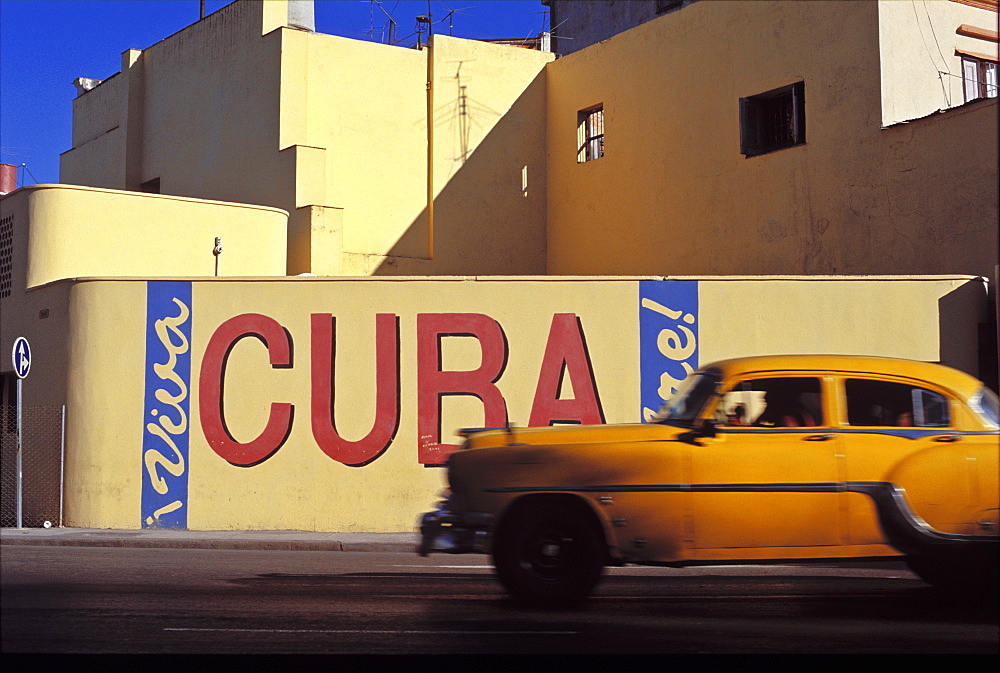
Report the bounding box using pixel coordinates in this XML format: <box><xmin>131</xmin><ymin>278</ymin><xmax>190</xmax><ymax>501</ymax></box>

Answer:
<box><xmin>20</xmin><ymin>163</ymin><xmax>41</xmax><ymax>187</ymax></box>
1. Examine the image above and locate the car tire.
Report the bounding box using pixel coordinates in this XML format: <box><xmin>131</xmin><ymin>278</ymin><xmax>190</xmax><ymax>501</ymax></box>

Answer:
<box><xmin>493</xmin><ymin>500</ymin><xmax>606</xmax><ymax>606</ymax></box>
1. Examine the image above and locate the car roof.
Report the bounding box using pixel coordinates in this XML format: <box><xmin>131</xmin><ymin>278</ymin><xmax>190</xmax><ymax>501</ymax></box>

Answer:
<box><xmin>701</xmin><ymin>354</ymin><xmax>985</xmax><ymax>398</ymax></box>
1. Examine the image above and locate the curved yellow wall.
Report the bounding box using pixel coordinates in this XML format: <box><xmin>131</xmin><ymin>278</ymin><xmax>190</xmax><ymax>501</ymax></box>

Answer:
<box><xmin>17</xmin><ymin>185</ymin><xmax>287</xmax><ymax>287</ymax></box>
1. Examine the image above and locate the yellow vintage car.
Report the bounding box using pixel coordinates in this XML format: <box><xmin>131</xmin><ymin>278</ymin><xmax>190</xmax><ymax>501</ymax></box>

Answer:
<box><xmin>418</xmin><ymin>355</ymin><xmax>999</xmax><ymax>604</ymax></box>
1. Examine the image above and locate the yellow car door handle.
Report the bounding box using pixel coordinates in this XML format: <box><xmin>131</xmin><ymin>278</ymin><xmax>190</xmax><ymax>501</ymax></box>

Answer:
<box><xmin>804</xmin><ymin>434</ymin><xmax>837</xmax><ymax>441</ymax></box>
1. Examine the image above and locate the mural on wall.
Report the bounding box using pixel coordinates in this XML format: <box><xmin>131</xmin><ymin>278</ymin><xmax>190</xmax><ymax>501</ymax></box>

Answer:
<box><xmin>196</xmin><ymin>311</ymin><xmax>614</xmax><ymax>468</ymax></box>
<box><xmin>140</xmin><ymin>281</ymin><xmax>193</xmax><ymax>529</ymax></box>
<box><xmin>140</xmin><ymin>279</ymin><xmax>699</xmax><ymax>528</ymax></box>
<box><xmin>639</xmin><ymin>280</ymin><xmax>699</xmax><ymax>422</ymax></box>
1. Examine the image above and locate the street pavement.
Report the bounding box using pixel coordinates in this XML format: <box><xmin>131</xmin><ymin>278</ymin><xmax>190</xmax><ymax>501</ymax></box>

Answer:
<box><xmin>1</xmin><ymin>526</ymin><xmax>910</xmax><ymax>571</ymax></box>
<box><xmin>0</xmin><ymin>526</ymin><xmax>418</xmax><ymax>553</ymax></box>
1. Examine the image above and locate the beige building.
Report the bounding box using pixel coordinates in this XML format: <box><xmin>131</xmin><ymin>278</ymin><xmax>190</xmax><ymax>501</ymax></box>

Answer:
<box><xmin>60</xmin><ymin>0</ymin><xmax>554</xmax><ymax>277</ymax></box>
<box><xmin>2</xmin><ymin>0</ymin><xmax>997</xmax><ymax>531</ymax></box>
<box><xmin>543</xmin><ymin>0</ymin><xmax>997</xmax><ymax>280</ymax></box>
<box><xmin>58</xmin><ymin>0</ymin><xmax>998</xmax><ymax>282</ymax></box>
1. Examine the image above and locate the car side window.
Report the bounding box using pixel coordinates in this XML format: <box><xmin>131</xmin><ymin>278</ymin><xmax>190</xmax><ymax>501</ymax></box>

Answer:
<box><xmin>716</xmin><ymin>377</ymin><xmax>823</xmax><ymax>427</ymax></box>
<box><xmin>844</xmin><ymin>379</ymin><xmax>950</xmax><ymax>427</ymax></box>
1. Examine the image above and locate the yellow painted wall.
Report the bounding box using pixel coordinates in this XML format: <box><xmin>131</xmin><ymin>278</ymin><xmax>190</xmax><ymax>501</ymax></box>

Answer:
<box><xmin>60</xmin><ymin>0</ymin><xmax>552</xmax><ymax>277</ymax></box>
<box><xmin>1</xmin><ymin>185</ymin><xmax>287</xmax><ymax>289</ymax></box>
<box><xmin>545</xmin><ymin>0</ymin><xmax>998</xmax><ymax>280</ymax></box>
<box><xmin>879</xmin><ymin>0</ymin><xmax>999</xmax><ymax>126</ymax></box>
<box><xmin>6</xmin><ymin>275</ymin><xmax>984</xmax><ymax>532</ymax></box>
<box><xmin>61</xmin><ymin>71</ymin><xmax>127</xmax><ymax>190</ymax></box>
<box><xmin>696</xmin><ymin>276</ymin><xmax>986</xmax><ymax>376</ymax></box>
<box><xmin>285</xmin><ymin>33</ymin><xmax>554</xmax><ymax>276</ymax></box>
<box><xmin>63</xmin><ymin>281</ymin><xmax>148</xmax><ymax>527</ymax></box>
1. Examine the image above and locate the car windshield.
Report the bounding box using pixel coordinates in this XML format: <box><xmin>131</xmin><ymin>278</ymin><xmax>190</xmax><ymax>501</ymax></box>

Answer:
<box><xmin>969</xmin><ymin>386</ymin><xmax>1000</xmax><ymax>429</ymax></box>
<box><xmin>654</xmin><ymin>370</ymin><xmax>721</xmax><ymax>426</ymax></box>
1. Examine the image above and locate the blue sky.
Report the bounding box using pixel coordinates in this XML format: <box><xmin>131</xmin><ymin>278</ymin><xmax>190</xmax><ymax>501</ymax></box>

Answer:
<box><xmin>0</xmin><ymin>0</ymin><xmax>549</xmax><ymax>186</ymax></box>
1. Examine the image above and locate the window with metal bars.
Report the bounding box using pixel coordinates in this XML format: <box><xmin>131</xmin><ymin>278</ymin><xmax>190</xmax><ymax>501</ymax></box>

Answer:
<box><xmin>739</xmin><ymin>81</ymin><xmax>805</xmax><ymax>157</ymax></box>
<box><xmin>577</xmin><ymin>106</ymin><xmax>605</xmax><ymax>163</ymax></box>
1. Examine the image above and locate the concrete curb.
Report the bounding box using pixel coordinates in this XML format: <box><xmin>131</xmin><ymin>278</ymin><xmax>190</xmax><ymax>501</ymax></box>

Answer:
<box><xmin>0</xmin><ymin>527</ymin><xmax>420</xmax><ymax>553</ymax></box>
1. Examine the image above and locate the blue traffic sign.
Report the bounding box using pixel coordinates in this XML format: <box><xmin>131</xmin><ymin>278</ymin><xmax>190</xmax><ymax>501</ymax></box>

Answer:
<box><xmin>12</xmin><ymin>337</ymin><xmax>31</xmax><ymax>379</ymax></box>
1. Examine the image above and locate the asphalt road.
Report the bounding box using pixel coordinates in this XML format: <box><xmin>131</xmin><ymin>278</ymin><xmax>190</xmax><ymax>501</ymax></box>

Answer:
<box><xmin>2</xmin><ymin>545</ymin><xmax>997</xmax><ymax>655</ymax></box>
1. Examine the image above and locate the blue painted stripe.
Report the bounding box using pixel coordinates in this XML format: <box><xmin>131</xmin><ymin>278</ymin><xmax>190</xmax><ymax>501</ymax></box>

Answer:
<box><xmin>140</xmin><ymin>281</ymin><xmax>193</xmax><ymax>529</ymax></box>
<box><xmin>639</xmin><ymin>280</ymin><xmax>698</xmax><ymax>423</ymax></box>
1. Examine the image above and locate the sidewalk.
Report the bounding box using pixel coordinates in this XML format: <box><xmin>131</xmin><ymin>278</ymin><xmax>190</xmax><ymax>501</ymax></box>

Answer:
<box><xmin>0</xmin><ymin>526</ymin><xmax>419</xmax><ymax>553</ymax></box>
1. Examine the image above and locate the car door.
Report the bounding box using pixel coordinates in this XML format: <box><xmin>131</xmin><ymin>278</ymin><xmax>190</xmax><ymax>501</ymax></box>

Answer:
<box><xmin>836</xmin><ymin>375</ymin><xmax>971</xmax><ymax>545</ymax></box>
<box><xmin>688</xmin><ymin>374</ymin><xmax>846</xmax><ymax>551</ymax></box>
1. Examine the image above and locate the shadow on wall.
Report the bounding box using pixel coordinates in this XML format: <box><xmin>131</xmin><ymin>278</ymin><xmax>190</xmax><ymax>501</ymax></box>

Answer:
<box><xmin>371</xmin><ymin>68</ymin><xmax>547</xmax><ymax>276</ymax></box>
<box><xmin>939</xmin><ymin>281</ymin><xmax>998</xmax><ymax>392</ymax></box>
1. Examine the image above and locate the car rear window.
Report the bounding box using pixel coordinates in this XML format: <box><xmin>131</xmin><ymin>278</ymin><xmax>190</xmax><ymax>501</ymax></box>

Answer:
<box><xmin>845</xmin><ymin>379</ymin><xmax>949</xmax><ymax>427</ymax></box>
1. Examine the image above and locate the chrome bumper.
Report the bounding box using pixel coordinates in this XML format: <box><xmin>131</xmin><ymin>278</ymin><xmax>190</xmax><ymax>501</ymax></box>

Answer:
<box><xmin>417</xmin><ymin>495</ymin><xmax>493</xmax><ymax>556</ymax></box>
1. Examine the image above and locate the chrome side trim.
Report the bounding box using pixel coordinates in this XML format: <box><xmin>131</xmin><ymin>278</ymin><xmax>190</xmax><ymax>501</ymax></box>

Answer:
<box><xmin>485</xmin><ymin>482</ymin><xmax>845</xmax><ymax>494</ymax></box>
<box><xmin>717</xmin><ymin>427</ymin><xmax>998</xmax><ymax>440</ymax></box>
<box><xmin>484</xmin><ymin>480</ymin><xmax>998</xmax><ymax>557</ymax></box>
<box><xmin>841</xmin><ymin>481</ymin><xmax>998</xmax><ymax>555</ymax></box>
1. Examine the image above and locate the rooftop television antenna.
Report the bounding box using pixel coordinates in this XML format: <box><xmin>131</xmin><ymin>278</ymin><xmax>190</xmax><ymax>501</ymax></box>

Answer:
<box><xmin>440</xmin><ymin>6</ymin><xmax>471</xmax><ymax>36</ymax></box>
<box><xmin>369</xmin><ymin>1</ymin><xmax>398</xmax><ymax>45</ymax></box>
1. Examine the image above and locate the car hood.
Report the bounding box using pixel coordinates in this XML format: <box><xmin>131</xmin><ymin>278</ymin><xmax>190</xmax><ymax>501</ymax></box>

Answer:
<box><xmin>446</xmin><ymin>422</ymin><xmax>692</xmax><ymax>499</ymax></box>
<box><xmin>461</xmin><ymin>422</ymin><xmax>688</xmax><ymax>450</ymax></box>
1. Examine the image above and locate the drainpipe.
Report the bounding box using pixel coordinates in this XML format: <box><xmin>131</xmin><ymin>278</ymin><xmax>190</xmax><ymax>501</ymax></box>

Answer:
<box><xmin>422</xmin><ymin>21</ymin><xmax>435</xmax><ymax>260</ymax></box>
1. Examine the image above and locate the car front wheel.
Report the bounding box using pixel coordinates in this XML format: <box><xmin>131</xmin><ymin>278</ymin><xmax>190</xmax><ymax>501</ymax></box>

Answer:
<box><xmin>492</xmin><ymin>500</ymin><xmax>606</xmax><ymax>606</ymax></box>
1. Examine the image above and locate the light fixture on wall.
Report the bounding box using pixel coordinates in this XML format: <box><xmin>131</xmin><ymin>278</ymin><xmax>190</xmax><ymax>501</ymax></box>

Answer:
<box><xmin>214</xmin><ymin>236</ymin><xmax>223</xmax><ymax>276</ymax></box>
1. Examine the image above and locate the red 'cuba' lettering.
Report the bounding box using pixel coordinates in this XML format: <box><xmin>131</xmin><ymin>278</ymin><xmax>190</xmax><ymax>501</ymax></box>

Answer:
<box><xmin>528</xmin><ymin>313</ymin><xmax>605</xmax><ymax>426</ymax></box>
<box><xmin>417</xmin><ymin>313</ymin><xmax>508</xmax><ymax>465</ymax></box>
<box><xmin>311</xmin><ymin>313</ymin><xmax>400</xmax><ymax>467</ymax></box>
<box><xmin>199</xmin><ymin>314</ymin><xmax>294</xmax><ymax>467</ymax></box>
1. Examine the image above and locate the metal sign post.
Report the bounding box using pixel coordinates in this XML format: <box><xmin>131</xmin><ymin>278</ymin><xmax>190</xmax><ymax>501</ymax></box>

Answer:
<box><xmin>12</xmin><ymin>337</ymin><xmax>31</xmax><ymax>529</ymax></box>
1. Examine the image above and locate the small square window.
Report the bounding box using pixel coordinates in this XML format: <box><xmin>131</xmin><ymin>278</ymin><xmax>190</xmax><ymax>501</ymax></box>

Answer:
<box><xmin>739</xmin><ymin>81</ymin><xmax>805</xmax><ymax>157</ymax></box>
<box><xmin>577</xmin><ymin>106</ymin><xmax>604</xmax><ymax>163</ymax></box>
<box><xmin>962</xmin><ymin>56</ymin><xmax>998</xmax><ymax>102</ymax></box>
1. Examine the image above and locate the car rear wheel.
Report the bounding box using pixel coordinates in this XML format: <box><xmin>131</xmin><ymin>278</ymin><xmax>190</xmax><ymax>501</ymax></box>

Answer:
<box><xmin>906</xmin><ymin>549</ymin><xmax>998</xmax><ymax>594</ymax></box>
<box><xmin>493</xmin><ymin>500</ymin><xmax>606</xmax><ymax>606</ymax></box>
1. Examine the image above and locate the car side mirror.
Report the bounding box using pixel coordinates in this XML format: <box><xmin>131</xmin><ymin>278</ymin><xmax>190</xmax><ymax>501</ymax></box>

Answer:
<box><xmin>679</xmin><ymin>419</ymin><xmax>716</xmax><ymax>445</ymax></box>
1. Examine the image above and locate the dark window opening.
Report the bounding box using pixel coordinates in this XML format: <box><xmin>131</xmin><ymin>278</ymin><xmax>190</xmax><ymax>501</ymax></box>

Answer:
<box><xmin>656</xmin><ymin>0</ymin><xmax>684</xmax><ymax>13</ymax></box>
<box><xmin>740</xmin><ymin>81</ymin><xmax>805</xmax><ymax>157</ymax></box>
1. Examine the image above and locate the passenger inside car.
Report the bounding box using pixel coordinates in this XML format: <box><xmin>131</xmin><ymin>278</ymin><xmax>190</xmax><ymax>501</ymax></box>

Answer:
<box><xmin>756</xmin><ymin>388</ymin><xmax>816</xmax><ymax>427</ymax></box>
<box><xmin>718</xmin><ymin>377</ymin><xmax>822</xmax><ymax>427</ymax></box>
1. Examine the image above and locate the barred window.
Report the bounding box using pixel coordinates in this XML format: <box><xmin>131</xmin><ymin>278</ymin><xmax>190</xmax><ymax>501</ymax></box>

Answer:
<box><xmin>577</xmin><ymin>106</ymin><xmax>604</xmax><ymax>163</ymax></box>
<box><xmin>740</xmin><ymin>81</ymin><xmax>805</xmax><ymax>157</ymax></box>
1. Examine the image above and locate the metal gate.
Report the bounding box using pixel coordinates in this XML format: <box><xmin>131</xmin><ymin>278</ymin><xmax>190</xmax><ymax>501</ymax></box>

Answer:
<box><xmin>0</xmin><ymin>404</ymin><xmax>65</xmax><ymax>528</ymax></box>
